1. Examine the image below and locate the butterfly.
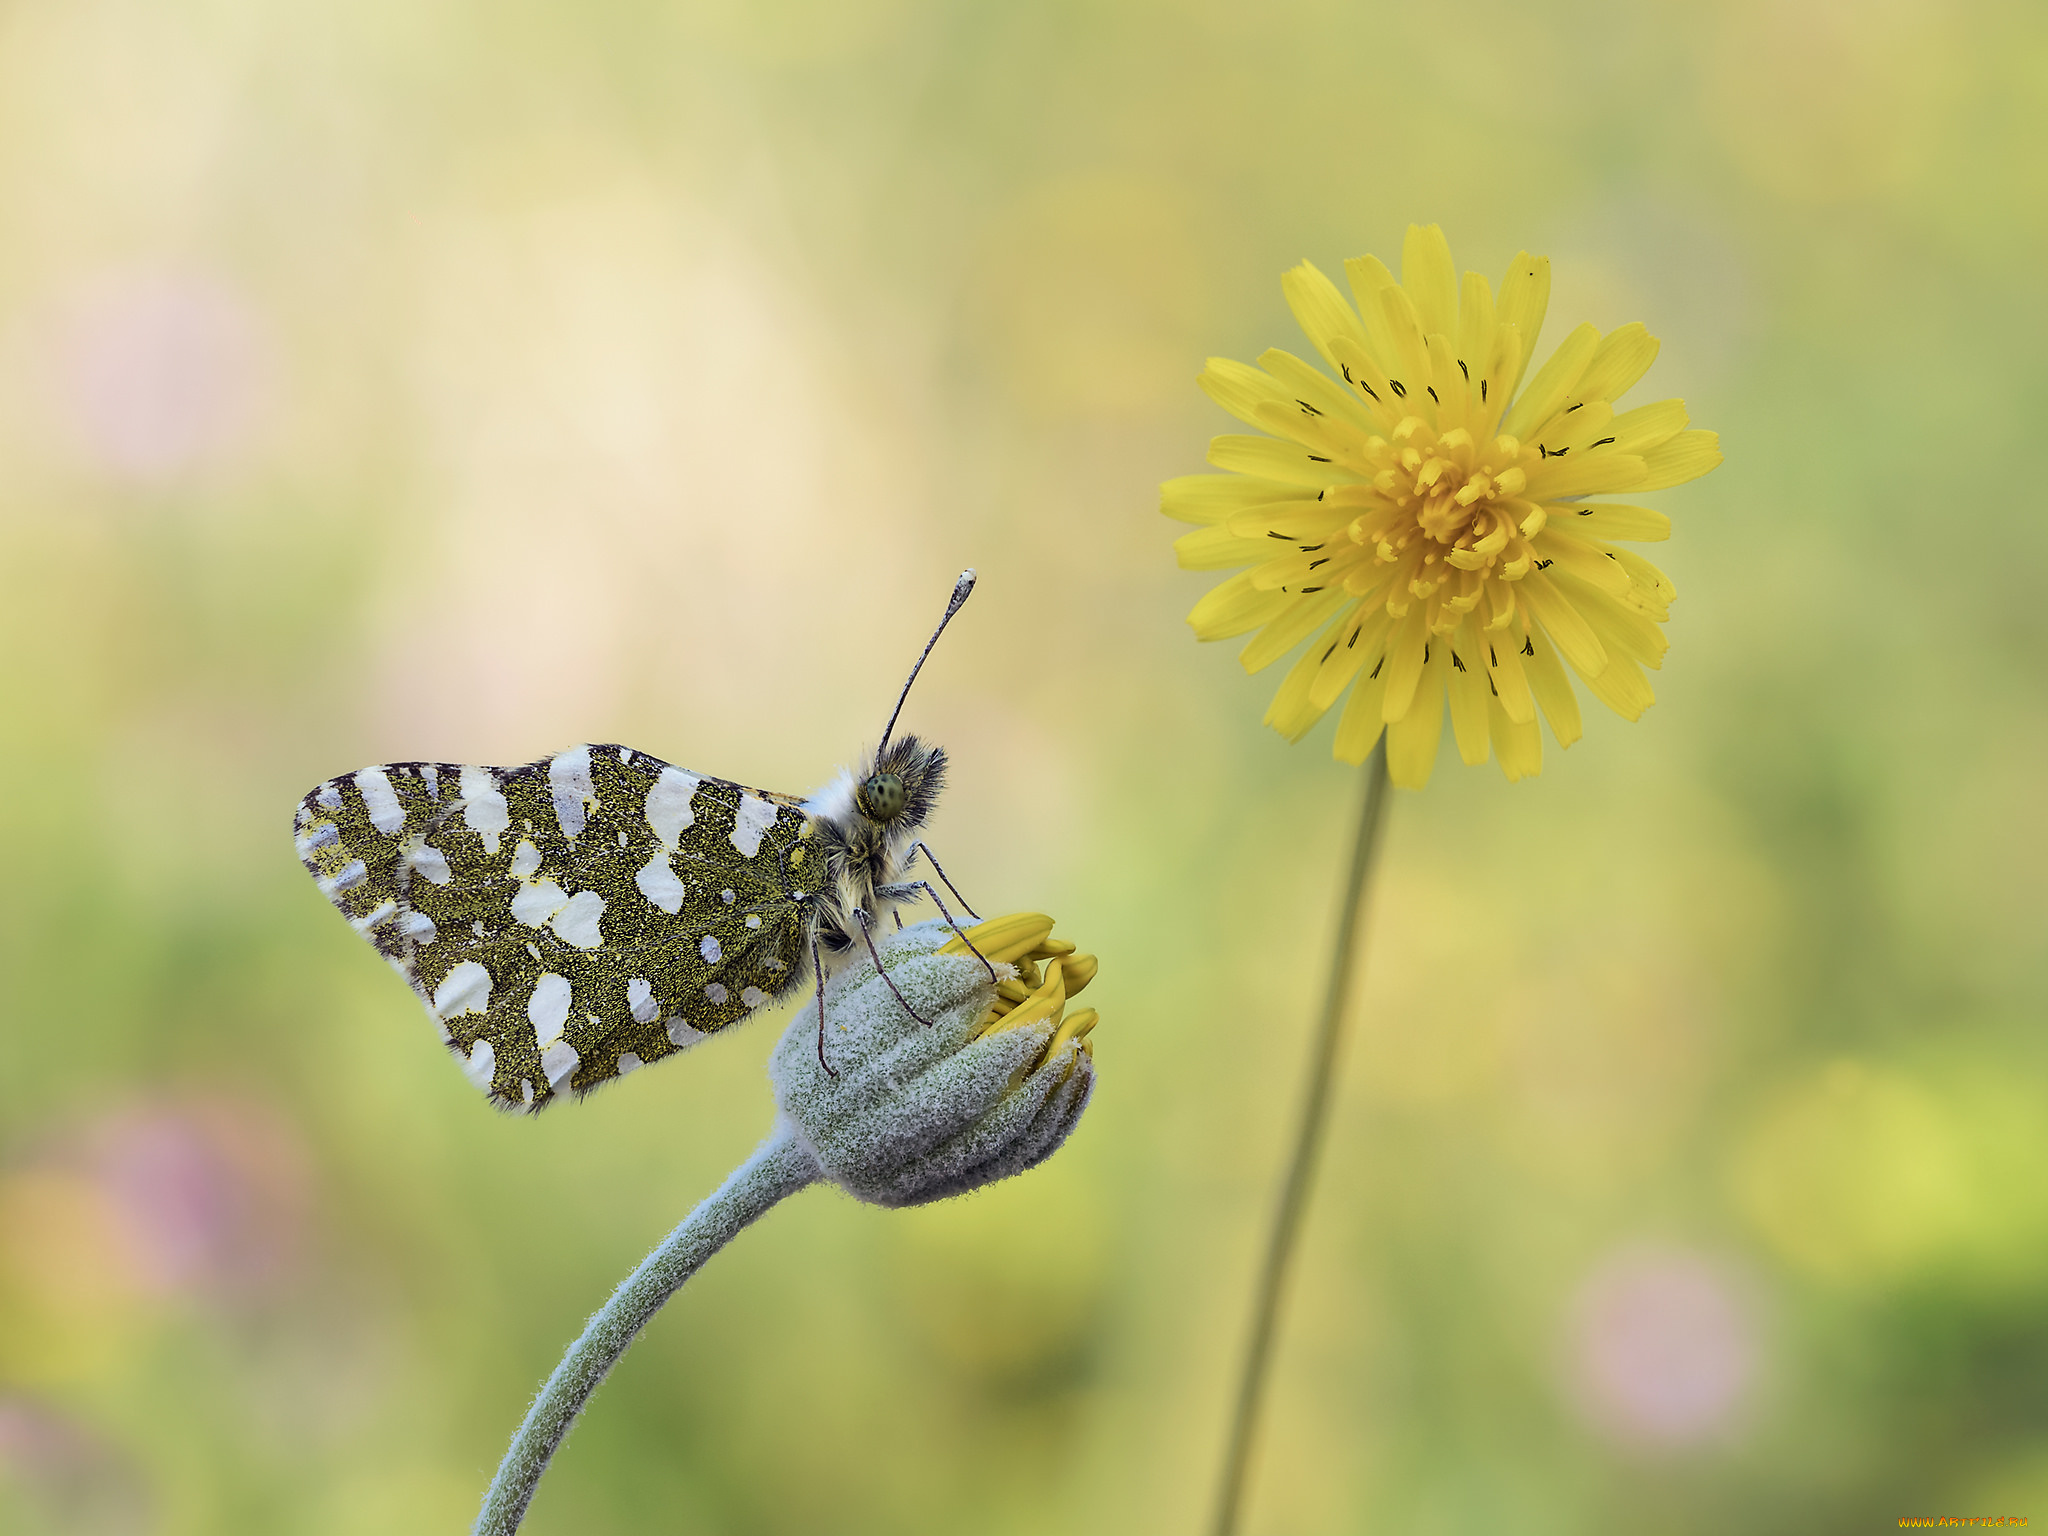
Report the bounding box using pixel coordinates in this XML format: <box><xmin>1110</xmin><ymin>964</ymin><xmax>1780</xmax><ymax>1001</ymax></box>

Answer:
<box><xmin>293</xmin><ymin>572</ymin><xmax>990</xmax><ymax>1112</ymax></box>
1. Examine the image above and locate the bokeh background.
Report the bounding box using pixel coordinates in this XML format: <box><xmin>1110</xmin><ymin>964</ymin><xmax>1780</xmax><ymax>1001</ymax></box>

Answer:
<box><xmin>1</xmin><ymin>0</ymin><xmax>2044</xmax><ymax>1531</ymax></box>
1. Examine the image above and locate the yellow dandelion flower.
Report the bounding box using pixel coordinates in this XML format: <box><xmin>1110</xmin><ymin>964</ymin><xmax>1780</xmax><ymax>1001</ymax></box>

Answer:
<box><xmin>1164</xmin><ymin>224</ymin><xmax>1721</xmax><ymax>788</ymax></box>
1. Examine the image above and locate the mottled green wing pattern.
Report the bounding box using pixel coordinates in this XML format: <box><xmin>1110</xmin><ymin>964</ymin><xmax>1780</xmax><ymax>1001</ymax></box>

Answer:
<box><xmin>293</xmin><ymin>744</ymin><xmax>817</xmax><ymax>1112</ymax></box>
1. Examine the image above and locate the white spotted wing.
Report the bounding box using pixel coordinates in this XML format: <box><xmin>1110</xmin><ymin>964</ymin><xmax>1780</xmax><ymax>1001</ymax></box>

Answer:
<box><xmin>294</xmin><ymin>744</ymin><xmax>817</xmax><ymax>1112</ymax></box>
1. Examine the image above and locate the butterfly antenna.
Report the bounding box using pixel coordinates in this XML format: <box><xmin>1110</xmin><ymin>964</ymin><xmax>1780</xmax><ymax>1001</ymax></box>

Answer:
<box><xmin>877</xmin><ymin>569</ymin><xmax>976</xmax><ymax>755</ymax></box>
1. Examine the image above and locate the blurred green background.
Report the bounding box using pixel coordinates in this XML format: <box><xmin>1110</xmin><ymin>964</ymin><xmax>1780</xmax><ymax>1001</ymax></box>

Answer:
<box><xmin>1</xmin><ymin>0</ymin><xmax>2044</xmax><ymax>1531</ymax></box>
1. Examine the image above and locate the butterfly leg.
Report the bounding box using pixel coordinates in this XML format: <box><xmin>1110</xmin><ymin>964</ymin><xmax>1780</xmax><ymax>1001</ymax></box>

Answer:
<box><xmin>854</xmin><ymin>907</ymin><xmax>933</xmax><ymax>1027</ymax></box>
<box><xmin>904</xmin><ymin>841</ymin><xmax>980</xmax><ymax>921</ymax></box>
<box><xmin>876</xmin><ymin>880</ymin><xmax>998</xmax><ymax>983</ymax></box>
<box><xmin>812</xmin><ymin>938</ymin><xmax>838</xmax><ymax>1078</ymax></box>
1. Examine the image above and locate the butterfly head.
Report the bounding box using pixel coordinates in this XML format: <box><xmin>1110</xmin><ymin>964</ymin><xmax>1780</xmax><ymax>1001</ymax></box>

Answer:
<box><xmin>854</xmin><ymin>733</ymin><xmax>945</xmax><ymax>831</ymax></box>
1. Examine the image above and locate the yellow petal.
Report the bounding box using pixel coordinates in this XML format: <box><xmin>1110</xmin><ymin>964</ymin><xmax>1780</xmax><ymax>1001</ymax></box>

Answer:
<box><xmin>1208</xmin><ymin>434</ymin><xmax>1361</xmax><ymax>487</ymax></box>
<box><xmin>941</xmin><ymin>912</ymin><xmax>1055</xmax><ymax>965</ymax></box>
<box><xmin>1608</xmin><ymin>398</ymin><xmax>1689</xmax><ymax>455</ymax></box>
<box><xmin>1198</xmin><ymin>356</ymin><xmax>1289</xmax><ymax>429</ymax></box>
<box><xmin>1245</xmin><ymin>548</ymin><xmax>1343</xmax><ymax>593</ymax></box>
<box><xmin>1161</xmin><ymin>473</ymin><xmax>1304</xmax><ymax>526</ymax></box>
<box><xmin>1239</xmin><ymin>587</ymin><xmax>1351</xmax><ymax>671</ymax></box>
<box><xmin>1401</xmin><ymin>223</ymin><xmax>1459</xmax><ymax>340</ymax></box>
<box><xmin>1326</xmin><ymin>335</ymin><xmax>1402</xmax><ymax>430</ymax></box>
<box><xmin>1174</xmin><ymin>525</ymin><xmax>1273</xmax><ymax>570</ymax></box>
<box><xmin>1263</xmin><ymin>635</ymin><xmax>1334</xmax><ymax>741</ymax></box>
<box><xmin>1575</xmin><ymin>649</ymin><xmax>1656</xmax><ymax>721</ymax></box>
<box><xmin>1332</xmin><ymin>649</ymin><xmax>1391</xmax><ymax>763</ymax></box>
<box><xmin>1523</xmin><ymin>450</ymin><xmax>1648</xmax><ymax>501</ymax></box>
<box><xmin>1481</xmin><ymin>625</ymin><xmax>1536</xmax><ymax>724</ymax></box>
<box><xmin>1223</xmin><ymin>500</ymin><xmax>1351</xmax><ymax>541</ymax></box>
<box><xmin>1281</xmin><ymin>260</ymin><xmax>1370</xmax><ymax>374</ymax></box>
<box><xmin>1256</xmin><ymin>347</ymin><xmax>1380</xmax><ymax>433</ymax></box>
<box><xmin>1189</xmin><ymin>570</ymin><xmax>1290</xmax><ymax>640</ymax></box>
<box><xmin>1455</xmin><ymin>270</ymin><xmax>1496</xmax><ymax>382</ymax></box>
<box><xmin>1519</xmin><ymin>572</ymin><xmax>1608</xmax><ymax>678</ymax></box>
<box><xmin>1532</xmin><ymin>400</ymin><xmax>1613</xmax><ymax>456</ymax></box>
<box><xmin>1559</xmin><ymin>573</ymin><xmax>1669</xmax><ymax>669</ymax></box>
<box><xmin>1444</xmin><ymin>629</ymin><xmax>1492</xmax><ymax>766</ymax></box>
<box><xmin>1573</xmin><ymin>322</ymin><xmax>1661</xmax><ymax>405</ymax></box>
<box><xmin>1494</xmin><ymin>251</ymin><xmax>1551</xmax><ymax>402</ymax></box>
<box><xmin>1487</xmin><ymin>691</ymin><xmax>1544</xmax><ymax>781</ymax></box>
<box><xmin>1635</xmin><ymin>430</ymin><xmax>1722</xmax><ymax>490</ymax></box>
<box><xmin>1472</xmin><ymin>321</ymin><xmax>1524</xmax><ymax>438</ymax></box>
<box><xmin>1385</xmin><ymin>648</ymin><xmax>1447</xmax><ymax>788</ymax></box>
<box><xmin>1044</xmin><ymin>1007</ymin><xmax>1098</xmax><ymax>1062</ymax></box>
<box><xmin>1379</xmin><ymin>610</ymin><xmax>1430</xmax><ymax>721</ymax></box>
<box><xmin>1608</xmin><ymin>545</ymin><xmax>1676</xmax><ymax>605</ymax></box>
<box><xmin>1057</xmin><ymin>953</ymin><xmax>1097</xmax><ymax>996</ymax></box>
<box><xmin>1522</xmin><ymin>626</ymin><xmax>1583</xmax><ymax>747</ymax></box>
<box><xmin>1427</xmin><ymin>332</ymin><xmax>1469</xmax><ymax>429</ymax></box>
<box><xmin>1536</xmin><ymin>527</ymin><xmax>1633</xmax><ymax>599</ymax></box>
<box><xmin>984</xmin><ymin>959</ymin><xmax>1066</xmax><ymax>1038</ymax></box>
<box><xmin>1559</xmin><ymin>503</ymin><xmax>1671</xmax><ymax>542</ymax></box>
<box><xmin>1309</xmin><ymin>602</ymin><xmax>1393</xmax><ymax>711</ymax></box>
<box><xmin>1501</xmin><ymin>320</ymin><xmax>1600</xmax><ymax>441</ymax></box>
<box><xmin>1367</xmin><ymin>281</ymin><xmax>1434</xmax><ymax>416</ymax></box>
<box><xmin>1250</xmin><ymin>399</ymin><xmax>1370</xmax><ymax>462</ymax></box>
<box><xmin>1342</xmin><ymin>253</ymin><xmax>1401</xmax><ymax>373</ymax></box>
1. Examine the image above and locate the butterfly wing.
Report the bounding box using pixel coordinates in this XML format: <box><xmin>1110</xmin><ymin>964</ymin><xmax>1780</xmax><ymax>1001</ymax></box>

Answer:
<box><xmin>294</xmin><ymin>743</ymin><xmax>818</xmax><ymax>1112</ymax></box>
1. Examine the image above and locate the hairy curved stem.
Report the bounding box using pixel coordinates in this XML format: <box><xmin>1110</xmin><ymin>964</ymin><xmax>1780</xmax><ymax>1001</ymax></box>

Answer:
<box><xmin>1208</xmin><ymin>743</ymin><xmax>1392</xmax><ymax>1536</ymax></box>
<box><xmin>473</xmin><ymin>1125</ymin><xmax>820</xmax><ymax>1536</ymax></box>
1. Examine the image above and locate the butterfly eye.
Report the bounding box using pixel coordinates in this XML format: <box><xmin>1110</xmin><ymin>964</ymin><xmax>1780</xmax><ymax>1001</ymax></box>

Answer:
<box><xmin>855</xmin><ymin>771</ymin><xmax>906</xmax><ymax>823</ymax></box>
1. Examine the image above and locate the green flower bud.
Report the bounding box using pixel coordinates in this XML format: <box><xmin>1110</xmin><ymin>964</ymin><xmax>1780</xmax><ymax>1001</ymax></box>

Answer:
<box><xmin>770</xmin><ymin>915</ymin><xmax>1098</xmax><ymax>1208</ymax></box>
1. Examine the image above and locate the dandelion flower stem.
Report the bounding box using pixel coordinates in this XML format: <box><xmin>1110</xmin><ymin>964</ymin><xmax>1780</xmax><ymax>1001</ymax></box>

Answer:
<box><xmin>1209</xmin><ymin>742</ymin><xmax>1392</xmax><ymax>1536</ymax></box>
<box><xmin>473</xmin><ymin>1126</ymin><xmax>820</xmax><ymax>1536</ymax></box>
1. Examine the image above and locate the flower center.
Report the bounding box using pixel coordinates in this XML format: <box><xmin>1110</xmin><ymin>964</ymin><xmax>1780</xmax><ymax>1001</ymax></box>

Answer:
<box><xmin>1323</xmin><ymin>416</ymin><xmax>1549</xmax><ymax>637</ymax></box>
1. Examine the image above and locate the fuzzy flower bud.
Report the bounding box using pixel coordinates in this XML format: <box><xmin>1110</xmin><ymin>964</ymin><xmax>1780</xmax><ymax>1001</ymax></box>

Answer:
<box><xmin>769</xmin><ymin>914</ymin><xmax>1098</xmax><ymax>1208</ymax></box>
